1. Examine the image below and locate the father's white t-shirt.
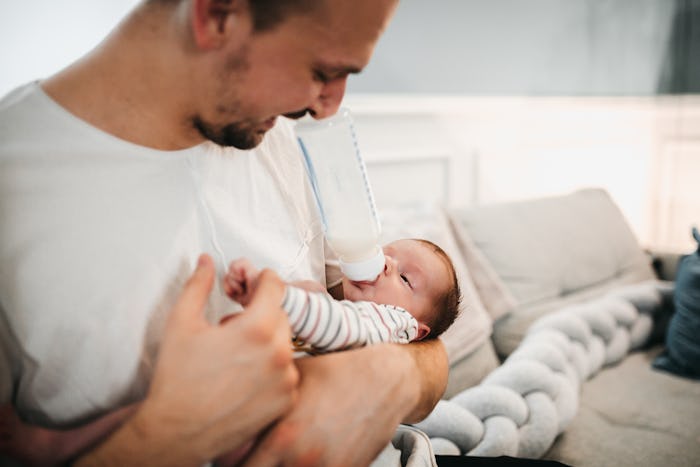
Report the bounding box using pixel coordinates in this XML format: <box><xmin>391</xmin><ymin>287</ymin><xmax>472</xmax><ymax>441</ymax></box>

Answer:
<box><xmin>0</xmin><ymin>82</ymin><xmax>331</xmax><ymax>426</ymax></box>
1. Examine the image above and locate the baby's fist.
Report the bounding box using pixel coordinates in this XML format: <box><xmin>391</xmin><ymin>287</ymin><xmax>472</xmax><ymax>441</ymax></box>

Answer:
<box><xmin>223</xmin><ymin>258</ymin><xmax>260</xmax><ymax>306</ymax></box>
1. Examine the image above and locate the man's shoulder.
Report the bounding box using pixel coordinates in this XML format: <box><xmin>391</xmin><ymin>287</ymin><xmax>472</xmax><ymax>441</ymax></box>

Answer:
<box><xmin>0</xmin><ymin>81</ymin><xmax>67</xmax><ymax>153</ymax></box>
<box><xmin>0</xmin><ymin>81</ymin><xmax>49</xmax><ymax>123</ymax></box>
<box><xmin>0</xmin><ymin>83</ymin><xmax>43</xmax><ymax>161</ymax></box>
<box><xmin>0</xmin><ymin>81</ymin><xmax>122</xmax><ymax>164</ymax></box>
<box><xmin>0</xmin><ymin>82</ymin><xmax>37</xmax><ymax>112</ymax></box>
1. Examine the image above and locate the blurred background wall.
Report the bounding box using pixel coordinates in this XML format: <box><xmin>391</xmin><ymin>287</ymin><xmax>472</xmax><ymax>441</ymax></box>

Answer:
<box><xmin>2</xmin><ymin>0</ymin><xmax>696</xmax><ymax>97</ymax></box>
<box><xmin>341</xmin><ymin>0</ymin><xmax>699</xmax><ymax>253</ymax></box>
<box><xmin>348</xmin><ymin>0</ymin><xmax>683</xmax><ymax>95</ymax></box>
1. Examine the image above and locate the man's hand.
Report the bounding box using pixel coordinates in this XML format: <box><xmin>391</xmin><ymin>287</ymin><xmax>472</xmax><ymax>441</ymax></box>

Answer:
<box><xmin>241</xmin><ymin>340</ymin><xmax>448</xmax><ymax>466</ymax></box>
<box><xmin>76</xmin><ymin>254</ymin><xmax>298</xmax><ymax>466</ymax></box>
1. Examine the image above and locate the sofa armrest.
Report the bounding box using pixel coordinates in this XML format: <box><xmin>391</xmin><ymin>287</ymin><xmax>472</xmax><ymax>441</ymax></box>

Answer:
<box><xmin>646</xmin><ymin>249</ymin><xmax>684</xmax><ymax>281</ymax></box>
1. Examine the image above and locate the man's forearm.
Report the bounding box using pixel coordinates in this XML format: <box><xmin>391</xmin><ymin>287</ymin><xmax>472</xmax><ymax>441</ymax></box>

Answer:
<box><xmin>58</xmin><ymin>404</ymin><xmax>137</xmax><ymax>464</ymax></box>
<box><xmin>73</xmin><ymin>406</ymin><xmax>209</xmax><ymax>467</ymax></box>
<box><xmin>240</xmin><ymin>340</ymin><xmax>449</xmax><ymax>465</ymax></box>
<box><xmin>400</xmin><ymin>339</ymin><xmax>449</xmax><ymax>423</ymax></box>
<box><xmin>403</xmin><ymin>339</ymin><xmax>449</xmax><ymax>423</ymax></box>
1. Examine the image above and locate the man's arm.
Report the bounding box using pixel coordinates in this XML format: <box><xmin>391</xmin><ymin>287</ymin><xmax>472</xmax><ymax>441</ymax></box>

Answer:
<box><xmin>75</xmin><ymin>255</ymin><xmax>300</xmax><ymax>466</ymax></box>
<box><xmin>242</xmin><ymin>338</ymin><xmax>448</xmax><ymax>466</ymax></box>
<box><xmin>400</xmin><ymin>339</ymin><xmax>449</xmax><ymax>422</ymax></box>
<box><xmin>0</xmin><ymin>403</ymin><xmax>136</xmax><ymax>466</ymax></box>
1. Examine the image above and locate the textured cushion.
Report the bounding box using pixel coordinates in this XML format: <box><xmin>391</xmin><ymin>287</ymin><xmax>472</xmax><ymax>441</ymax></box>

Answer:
<box><xmin>417</xmin><ymin>282</ymin><xmax>664</xmax><ymax>459</ymax></box>
<box><xmin>443</xmin><ymin>339</ymin><xmax>500</xmax><ymax>398</ymax></box>
<box><xmin>378</xmin><ymin>205</ymin><xmax>493</xmax><ymax>364</ymax></box>
<box><xmin>653</xmin><ymin>227</ymin><xmax>700</xmax><ymax>379</ymax></box>
<box><xmin>448</xmin><ymin>188</ymin><xmax>656</xmax><ymax>356</ymax></box>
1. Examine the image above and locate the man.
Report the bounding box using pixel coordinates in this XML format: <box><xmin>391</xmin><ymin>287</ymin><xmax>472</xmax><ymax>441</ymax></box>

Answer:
<box><xmin>0</xmin><ymin>0</ymin><xmax>448</xmax><ymax>465</ymax></box>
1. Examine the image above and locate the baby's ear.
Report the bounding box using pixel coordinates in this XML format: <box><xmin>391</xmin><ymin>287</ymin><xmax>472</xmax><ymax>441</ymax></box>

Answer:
<box><xmin>415</xmin><ymin>323</ymin><xmax>431</xmax><ymax>341</ymax></box>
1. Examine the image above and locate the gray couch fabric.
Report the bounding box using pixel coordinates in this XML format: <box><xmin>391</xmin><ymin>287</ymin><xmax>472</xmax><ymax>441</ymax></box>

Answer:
<box><xmin>545</xmin><ymin>346</ymin><xmax>700</xmax><ymax>466</ymax></box>
<box><xmin>421</xmin><ymin>188</ymin><xmax>700</xmax><ymax>466</ymax></box>
<box><xmin>449</xmin><ymin>188</ymin><xmax>656</xmax><ymax>357</ymax></box>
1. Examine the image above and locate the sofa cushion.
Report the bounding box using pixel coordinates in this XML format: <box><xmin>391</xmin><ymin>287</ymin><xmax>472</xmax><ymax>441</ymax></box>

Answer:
<box><xmin>448</xmin><ymin>216</ymin><xmax>517</xmax><ymax>322</ymax></box>
<box><xmin>448</xmin><ymin>188</ymin><xmax>656</xmax><ymax>356</ymax></box>
<box><xmin>544</xmin><ymin>346</ymin><xmax>700</xmax><ymax>466</ymax></box>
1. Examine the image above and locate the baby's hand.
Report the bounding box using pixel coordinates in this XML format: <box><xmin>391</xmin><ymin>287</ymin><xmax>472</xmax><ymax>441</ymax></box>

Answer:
<box><xmin>223</xmin><ymin>258</ymin><xmax>260</xmax><ymax>307</ymax></box>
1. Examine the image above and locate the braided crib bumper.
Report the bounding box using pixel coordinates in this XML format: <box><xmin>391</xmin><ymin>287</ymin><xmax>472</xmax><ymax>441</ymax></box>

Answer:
<box><xmin>415</xmin><ymin>280</ymin><xmax>670</xmax><ymax>459</ymax></box>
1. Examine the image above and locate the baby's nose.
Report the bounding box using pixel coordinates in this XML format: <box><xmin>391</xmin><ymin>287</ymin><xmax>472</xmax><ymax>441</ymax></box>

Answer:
<box><xmin>384</xmin><ymin>255</ymin><xmax>396</xmax><ymax>274</ymax></box>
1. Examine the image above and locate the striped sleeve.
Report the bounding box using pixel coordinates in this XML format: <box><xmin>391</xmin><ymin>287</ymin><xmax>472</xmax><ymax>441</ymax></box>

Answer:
<box><xmin>282</xmin><ymin>286</ymin><xmax>419</xmax><ymax>352</ymax></box>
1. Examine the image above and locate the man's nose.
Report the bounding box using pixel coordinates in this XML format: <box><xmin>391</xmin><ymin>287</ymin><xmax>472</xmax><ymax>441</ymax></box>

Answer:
<box><xmin>308</xmin><ymin>77</ymin><xmax>347</xmax><ymax>120</ymax></box>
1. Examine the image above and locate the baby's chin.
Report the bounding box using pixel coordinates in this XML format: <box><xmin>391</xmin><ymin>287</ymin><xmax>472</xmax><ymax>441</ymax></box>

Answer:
<box><xmin>342</xmin><ymin>287</ymin><xmax>364</xmax><ymax>302</ymax></box>
<box><xmin>342</xmin><ymin>279</ymin><xmax>371</xmax><ymax>302</ymax></box>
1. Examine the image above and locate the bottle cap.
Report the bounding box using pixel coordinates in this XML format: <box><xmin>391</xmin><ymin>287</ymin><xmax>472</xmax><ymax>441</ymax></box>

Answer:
<box><xmin>294</xmin><ymin>108</ymin><xmax>352</xmax><ymax>134</ymax></box>
<box><xmin>339</xmin><ymin>247</ymin><xmax>386</xmax><ymax>282</ymax></box>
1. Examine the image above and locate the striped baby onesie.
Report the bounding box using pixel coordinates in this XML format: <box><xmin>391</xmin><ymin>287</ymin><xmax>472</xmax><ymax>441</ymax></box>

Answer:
<box><xmin>282</xmin><ymin>286</ymin><xmax>419</xmax><ymax>352</ymax></box>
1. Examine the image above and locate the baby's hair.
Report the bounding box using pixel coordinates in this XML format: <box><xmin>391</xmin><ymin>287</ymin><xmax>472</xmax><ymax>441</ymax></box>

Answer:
<box><xmin>414</xmin><ymin>239</ymin><xmax>462</xmax><ymax>340</ymax></box>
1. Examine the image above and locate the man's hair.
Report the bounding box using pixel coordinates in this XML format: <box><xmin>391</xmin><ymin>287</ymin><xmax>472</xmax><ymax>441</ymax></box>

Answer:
<box><xmin>414</xmin><ymin>239</ymin><xmax>462</xmax><ymax>340</ymax></box>
<box><xmin>150</xmin><ymin>1</ymin><xmax>318</xmax><ymax>32</ymax></box>
<box><xmin>248</xmin><ymin>0</ymin><xmax>318</xmax><ymax>31</ymax></box>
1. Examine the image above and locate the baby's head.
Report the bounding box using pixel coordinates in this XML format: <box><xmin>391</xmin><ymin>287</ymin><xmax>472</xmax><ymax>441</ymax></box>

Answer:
<box><xmin>342</xmin><ymin>238</ymin><xmax>461</xmax><ymax>341</ymax></box>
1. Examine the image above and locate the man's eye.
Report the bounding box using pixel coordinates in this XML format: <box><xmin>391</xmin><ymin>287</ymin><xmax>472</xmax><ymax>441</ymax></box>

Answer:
<box><xmin>313</xmin><ymin>70</ymin><xmax>330</xmax><ymax>83</ymax></box>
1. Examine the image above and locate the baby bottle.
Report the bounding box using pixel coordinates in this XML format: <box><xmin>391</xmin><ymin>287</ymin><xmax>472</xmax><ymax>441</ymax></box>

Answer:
<box><xmin>295</xmin><ymin>108</ymin><xmax>385</xmax><ymax>282</ymax></box>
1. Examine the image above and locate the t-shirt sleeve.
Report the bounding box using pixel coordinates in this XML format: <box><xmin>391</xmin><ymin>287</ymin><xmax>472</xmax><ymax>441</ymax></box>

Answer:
<box><xmin>282</xmin><ymin>286</ymin><xmax>418</xmax><ymax>352</ymax></box>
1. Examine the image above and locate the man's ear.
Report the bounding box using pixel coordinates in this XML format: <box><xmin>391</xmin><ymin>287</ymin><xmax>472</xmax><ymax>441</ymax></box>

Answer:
<box><xmin>191</xmin><ymin>0</ymin><xmax>248</xmax><ymax>49</ymax></box>
<box><xmin>415</xmin><ymin>323</ymin><xmax>431</xmax><ymax>341</ymax></box>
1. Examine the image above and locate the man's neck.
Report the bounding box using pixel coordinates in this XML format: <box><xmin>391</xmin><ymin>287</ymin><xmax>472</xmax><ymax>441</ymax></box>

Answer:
<box><xmin>42</xmin><ymin>4</ymin><xmax>205</xmax><ymax>151</ymax></box>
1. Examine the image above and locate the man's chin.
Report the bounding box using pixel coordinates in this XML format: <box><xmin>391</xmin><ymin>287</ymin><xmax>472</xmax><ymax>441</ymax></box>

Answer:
<box><xmin>193</xmin><ymin>117</ymin><xmax>268</xmax><ymax>150</ymax></box>
<box><xmin>214</xmin><ymin>133</ymin><xmax>262</xmax><ymax>150</ymax></box>
<box><xmin>217</xmin><ymin>121</ymin><xmax>276</xmax><ymax>149</ymax></box>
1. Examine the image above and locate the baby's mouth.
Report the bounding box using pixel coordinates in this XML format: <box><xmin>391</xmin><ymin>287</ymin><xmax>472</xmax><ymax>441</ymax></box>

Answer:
<box><xmin>350</xmin><ymin>279</ymin><xmax>376</xmax><ymax>290</ymax></box>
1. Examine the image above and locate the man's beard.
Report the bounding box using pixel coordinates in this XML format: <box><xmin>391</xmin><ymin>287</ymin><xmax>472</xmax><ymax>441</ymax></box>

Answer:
<box><xmin>193</xmin><ymin>117</ymin><xmax>263</xmax><ymax>150</ymax></box>
<box><xmin>193</xmin><ymin>45</ymin><xmax>266</xmax><ymax>150</ymax></box>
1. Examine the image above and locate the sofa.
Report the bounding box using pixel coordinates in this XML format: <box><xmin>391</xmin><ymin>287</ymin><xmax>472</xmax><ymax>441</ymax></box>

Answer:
<box><xmin>380</xmin><ymin>188</ymin><xmax>700</xmax><ymax>466</ymax></box>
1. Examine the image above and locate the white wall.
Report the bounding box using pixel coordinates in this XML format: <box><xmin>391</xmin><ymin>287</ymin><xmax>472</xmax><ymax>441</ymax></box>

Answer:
<box><xmin>348</xmin><ymin>0</ymin><xmax>676</xmax><ymax>95</ymax></box>
<box><xmin>343</xmin><ymin>94</ymin><xmax>700</xmax><ymax>254</ymax></box>
<box><xmin>0</xmin><ymin>0</ymin><xmax>139</xmax><ymax>97</ymax></box>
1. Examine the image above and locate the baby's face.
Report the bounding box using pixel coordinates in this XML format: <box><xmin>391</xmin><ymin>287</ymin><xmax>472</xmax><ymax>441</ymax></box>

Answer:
<box><xmin>342</xmin><ymin>239</ymin><xmax>450</xmax><ymax>325</ymax></box>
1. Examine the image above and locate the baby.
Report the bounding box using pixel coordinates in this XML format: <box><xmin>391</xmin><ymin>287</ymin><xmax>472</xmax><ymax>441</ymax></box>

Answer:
<box><xmin>224</xmin><ymin>238</ymin><xmax>461</xmax><ymax>351</ymax></box>
<box><xmin>0</xmin><ymin>238</ymin><xmax>461</xmax><ymax>466</ymax></box>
